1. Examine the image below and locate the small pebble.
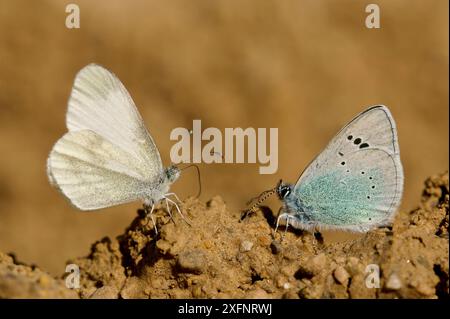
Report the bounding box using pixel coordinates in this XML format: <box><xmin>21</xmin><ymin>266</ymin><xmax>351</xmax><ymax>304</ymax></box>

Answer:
<box><xmin>191</xmin><ymin>286</ymin><xmax>202</xmax><ymax>298</ymax></box>
<box><xmin>207</xmin><ymin>196</ymin><xmax>225</xmax><ymax>209</ymax></box>
<box><xmin>38</xmin><ymin>275</ymin><xmax>51</xmax><ymax>287</ymax></box>
<box><xmin>240</xmin><ymin>240</ymin><xmax>254</xmax><ymax>252</ymax></box>
<box><xmin>333</xmin><ymin>266</ymin><xmax>350</xmax><ymax>286</ymax></box>
<box><xmin>310</xmin><ymin>254</ymin><xmax>327</xmax><ymax>270</ymax></box>
<box><xmin>177</xmin><ymin>250</ymin><xmax>206</xmax><ymax>274</ymax></box>
<box><xmin>89</xmin><ymin>286</ymin><xmax>119</xmax><ymax>299</ymax></box>
<box><xmin>347</xmin><ymin>257</ymin><xmax>359</xmax><ymax>266</ymax></box>
<box><xmin>270</xmin><ymin>240</ymin><xmax>282</xmax><ymax>254</ymax></box>
<box><xmin>385</xmin><ymin>273</ymin><xmax>402</xmax><ymax>290</ymax></box>
<box><xmin>156</xmin><ymin>240</ymin><xmax>172</xmax><ymax>255</ymax></box>
<box><xmin>282</xmin><ymin>290</ymin><xmax>299</xmax><ymax>299</ymax></box>
<box><xmin>296</xmin><ymin>254</ymin><xmax>327</xmax><ymax>278</ymax></box>
<box><xmin>248</xmin><ymin>288</ymin><xmax>270</xmax><ymax>299</ymax></box>
<box><xmin>416</xmin><ymin>283</ymin><xmax>435</xmax><ymax>296</ymax></box>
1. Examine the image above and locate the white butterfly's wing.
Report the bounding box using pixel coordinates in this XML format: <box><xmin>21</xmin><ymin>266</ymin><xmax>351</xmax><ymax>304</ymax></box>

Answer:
<box><xmin>66</xmin><ymin>64</ymin><xmax>163</xmax><ymax>181</ymax></box>
<box><xmin>47</xmin><ymin>130</ymin><xmax>150</xmax><ymax>210</ymax></box>
<box><xmin>291</xmin><ymin>105</ymin><xmax>403</xmax><ymax>231</ymax></box>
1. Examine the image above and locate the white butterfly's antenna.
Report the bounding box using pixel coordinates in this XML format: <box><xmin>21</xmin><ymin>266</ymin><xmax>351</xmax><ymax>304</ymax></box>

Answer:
<box><xmin>177</xmin><ymin>163</ymin><xmax>202</xmax><ymax>198</ymax></box>
<box><xmin>176</xmin><ymin>150</ymin><xmax>222</xmax><ymax>199</ymax></box>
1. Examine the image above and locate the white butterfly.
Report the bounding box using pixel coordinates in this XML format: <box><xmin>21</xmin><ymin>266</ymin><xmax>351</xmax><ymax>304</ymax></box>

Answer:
<box><xmin>47</xmin><ymin>64</ymin><xmax>186</xmax><ymax>232</ymax></box>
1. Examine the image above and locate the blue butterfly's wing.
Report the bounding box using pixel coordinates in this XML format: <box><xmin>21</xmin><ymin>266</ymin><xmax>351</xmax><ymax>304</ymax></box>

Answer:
<box><xmin>287</xmin><ymin>105</ymin><xmax>403</xmax><ymax>232</ymax></box>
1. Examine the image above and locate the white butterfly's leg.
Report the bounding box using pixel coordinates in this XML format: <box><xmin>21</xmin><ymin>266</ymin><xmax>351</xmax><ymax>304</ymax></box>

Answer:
<box><xmin>165</xmin><ymin>192</ymin><xmax>181</xmax><ymax>203</ymax></box>
<box><xmin>163</xmin><ymin>198</ymin><xmax>176</xmax><ymax>223</ymax></box>
<box><xmin>144</xmin><ymin>203</ymin><xmax>157</xmax><ymax>235</ymax></box>
<box><xmin>165</xmin><ymin>197</ymin><xmax>192</xmax><ymax>226</ymax></box>
<box><xmin>164</xmin><ymin>193</ymin><xmax>183</xmax><ymax>221</ymax></box>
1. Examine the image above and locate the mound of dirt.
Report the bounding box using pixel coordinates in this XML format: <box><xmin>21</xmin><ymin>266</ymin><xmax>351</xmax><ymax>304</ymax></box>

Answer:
<box><xmin>0</xmin><ymin>172</ymin><xmax>448</xmax><ymax>298</ymax></box>
<box><xmin>0</xmin><ymin>253</ymin><xmax>78</xmax><ymax>298</ymax></box>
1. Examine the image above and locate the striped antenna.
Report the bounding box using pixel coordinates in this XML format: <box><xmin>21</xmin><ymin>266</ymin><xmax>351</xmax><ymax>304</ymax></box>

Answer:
<box><xmin>241</xmin><ymin>186</ymin><xmax>277</xmax><ymax>220</ymax></box>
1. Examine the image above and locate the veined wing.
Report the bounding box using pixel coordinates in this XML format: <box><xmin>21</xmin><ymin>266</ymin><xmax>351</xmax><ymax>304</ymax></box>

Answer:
<box><xmin>47</xmin><ymin>130</ymin><xmax>150</xmax><ymax>210</ymax></box>
<box><xmin>293</xmin><ymin>106</ymin><xmax>403</xmax><ymax>230</ymax></box>
<box><xmin>66</xmin><ymin>64</ymin><xmax>163</xmax><ymax>181</ymax></box>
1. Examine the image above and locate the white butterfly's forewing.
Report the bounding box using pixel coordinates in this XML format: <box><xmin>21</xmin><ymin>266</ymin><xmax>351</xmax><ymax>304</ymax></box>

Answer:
<box><xmin>47</xmin><ymin>130</ymin><xmax>150</xmax><ymax>210</ymax></box>
<box><xmin>66</xmin><ymin>64</ymin><xmax>163</xmax><ymax>181</ymax></box>
<box><xmin>292</xmin><ymin>105</ymin><xmax>403</xmax><ymax>231</ymax></box>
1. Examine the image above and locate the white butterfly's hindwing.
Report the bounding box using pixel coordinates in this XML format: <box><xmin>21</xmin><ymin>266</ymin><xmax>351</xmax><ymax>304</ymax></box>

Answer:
<box><xmin>47</xmin><ymin>130</ymin><xmax>151</xmax><ymax>210</ymax></box>
<box><xmin>66</xmin><ymin>64</ymin><xmax>163</xmax><ymax>182</ymax></box>
<box><xmin>289</xmin><ymin>105</ymin><xmax>404</xmax><ymax>232</ymax></box>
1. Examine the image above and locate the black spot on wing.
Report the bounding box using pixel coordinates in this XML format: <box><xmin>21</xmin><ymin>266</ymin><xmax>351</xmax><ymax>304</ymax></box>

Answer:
<box><xmin>359</xmin><ymin>143</ymin><xmax>369</xmax><ymax>149</ymax></box>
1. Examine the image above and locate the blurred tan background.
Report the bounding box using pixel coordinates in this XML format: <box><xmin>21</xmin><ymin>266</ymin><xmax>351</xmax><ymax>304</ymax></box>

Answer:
<box><xmin>0</xmin><ymin>0</ymin><xmax>448</xmax><ymax>275</ymax></box>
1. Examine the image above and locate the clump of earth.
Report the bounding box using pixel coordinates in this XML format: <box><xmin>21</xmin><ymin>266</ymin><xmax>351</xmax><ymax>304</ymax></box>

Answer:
<box><xmin>0</xmin><ymin>172</ymin><xmax>448</xmax><ymax>298</ymax></box>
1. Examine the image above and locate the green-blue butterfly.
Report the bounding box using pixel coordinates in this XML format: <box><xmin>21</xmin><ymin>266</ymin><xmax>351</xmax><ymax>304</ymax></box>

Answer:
<box><xmin>250</xmin><ymin>105</ymin><xmax>404</xmax><ymax>233</ymax></box>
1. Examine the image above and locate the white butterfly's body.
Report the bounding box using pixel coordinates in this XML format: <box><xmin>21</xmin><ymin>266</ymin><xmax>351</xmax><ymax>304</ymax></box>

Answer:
<box><xmin>47</xmin><ymin>64</ymin><xmax>182</xmax><ymax>229</ymax></box>
<box><xmin>275</xmin><ymin>105</ymin><xmax>404</xmax><ymax>233</ymax></box>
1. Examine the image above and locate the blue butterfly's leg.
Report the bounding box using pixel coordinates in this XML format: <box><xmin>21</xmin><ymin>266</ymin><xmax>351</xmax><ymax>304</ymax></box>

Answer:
<box><xmin>282</xmin><ymin>216</ymin><xmax>290</xmax><ymax>240</ymax></box>
<box><xmin>311</xmin><ymin>226</ymin><xmax>317</xmax><ymax>247</ymax></box>
<box><xmin>274</xmin><ymin>212</ymin><xmax>283</xmax><ymax>234</ymax></box>
<box><xmin>275</xmin><ymin>207</ymin><xmax>290</xmax><ymax>234</ymax></box>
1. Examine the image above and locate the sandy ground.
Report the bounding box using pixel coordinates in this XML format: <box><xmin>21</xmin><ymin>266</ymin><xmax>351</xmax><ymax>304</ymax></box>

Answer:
<box><xmin>0</xmin><ymin>171</ymin><xmax>447</xmax><ymax>298</ymax></box>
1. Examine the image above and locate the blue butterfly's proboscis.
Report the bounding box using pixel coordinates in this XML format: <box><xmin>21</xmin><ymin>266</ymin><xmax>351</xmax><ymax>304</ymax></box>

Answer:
<box><xmin>249</xmin><ymin>105</ymin><xmax>404</xmax><ymax>233</ymax></box>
